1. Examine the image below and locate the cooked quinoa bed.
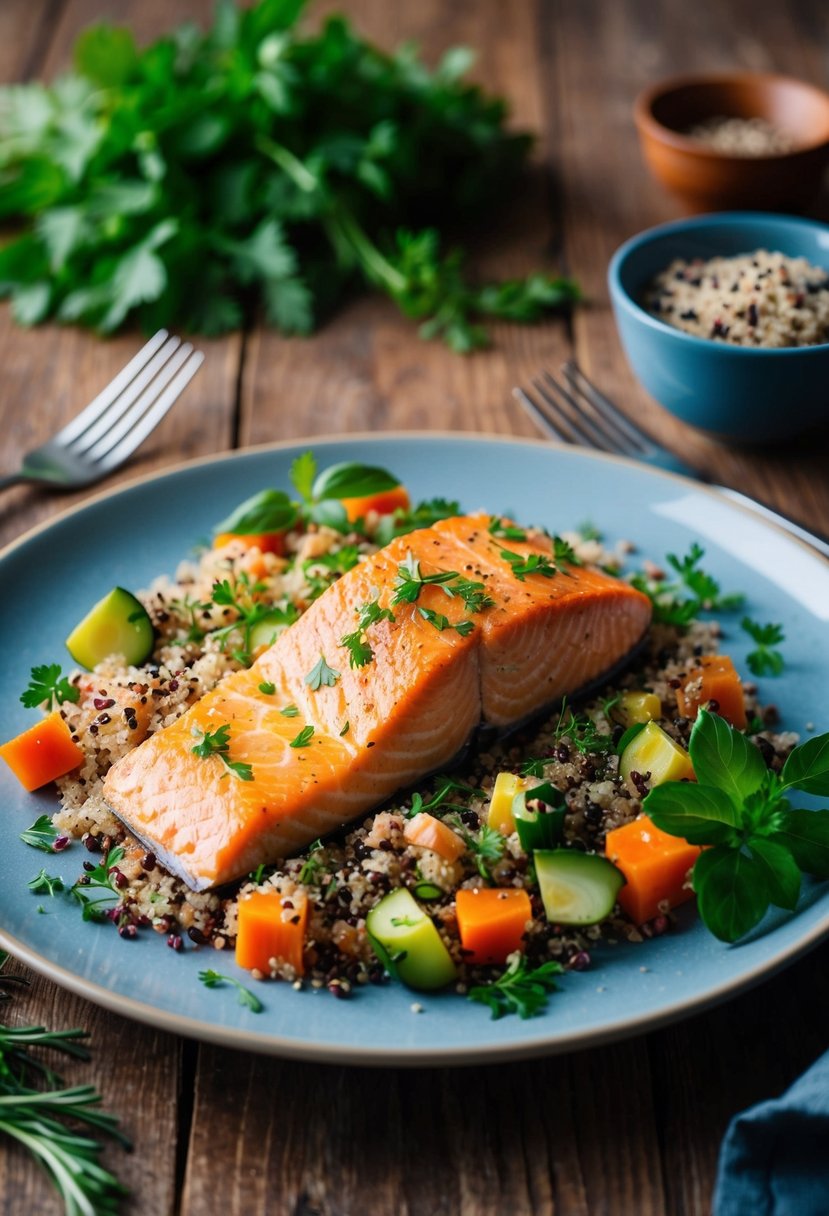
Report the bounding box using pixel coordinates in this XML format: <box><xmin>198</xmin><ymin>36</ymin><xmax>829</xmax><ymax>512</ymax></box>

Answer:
<box><xmin>48</xmin><ymin>523</ymin><xmax>793</xmax><ymax>1000</ymax></box>
<box><xmin>645</xmin><ymin>249</ymin><xmax>829</xmax><ymax>347</ymax></box>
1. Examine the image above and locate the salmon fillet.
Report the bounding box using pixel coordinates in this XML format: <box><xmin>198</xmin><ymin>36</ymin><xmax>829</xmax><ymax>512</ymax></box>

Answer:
<box><xmin>103</xmin><ymin>515</ymin><xmax>651</xmax><ymax>890</ymax></box>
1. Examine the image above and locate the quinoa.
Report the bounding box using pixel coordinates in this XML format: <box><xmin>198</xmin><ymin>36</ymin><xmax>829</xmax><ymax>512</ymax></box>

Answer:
<box><xmin>45</xmin><ymin>519</ymin><xmax>794</xmax><ymax>1001</ymax></box>
<box><xmin>645</xmin><ymin>249</ymin><xmax>829</xmax><ymax>347</ymax></box>
<box><xmin>684</xmin><ymin>115</ymin><xmax>795</xmax><ymax>157</ymax></box>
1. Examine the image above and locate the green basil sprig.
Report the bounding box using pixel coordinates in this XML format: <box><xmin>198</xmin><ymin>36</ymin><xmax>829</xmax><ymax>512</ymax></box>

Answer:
<box><xmin>644</xmin><ymin>710</ymin><xmax>829</xmax><ymax>943</ymax></box>
<box><xmin>214</xmin><ymin>489</ymin><xmax>299</xmax><ymax>536</ymax></box>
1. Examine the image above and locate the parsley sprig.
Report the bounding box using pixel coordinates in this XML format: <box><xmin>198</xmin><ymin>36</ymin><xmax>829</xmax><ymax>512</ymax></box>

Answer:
<box><xmin>340</xmin><ymin>598</ymin><xmax>396</xmax><ymax>668</ymax></box>
<box><xmin>499</xmin><ymin>548</ymin><xmax>558</xmax><ymax>582</ymax></box>
<box><xmin>20</xmin><ymin>664</ymin><xmax>79</xmax><ymax>709</ymax></box>
<box><xmin>468</xmin><ymin>954</ymin><xmax>563</xmax><ymax>1019</ymax></box>
<box><xmin>19</xmin><ymin>815</ymin><xmax>59</xmax><ymax>854</ymax></box>
<box><xmin>631</xmin><ymin>543</ymin><xmax>744</xmax><ymax>627</ymax></box>
<box><xmin>191</xmin><ymin>724</ymin><xmax>254</xmax><ymax>782</ymax></box>
<box><xmin>405</xmin><ymin>775</ymin><xmax>485</xmax><ymax>820</ymax></box>
<box><xmin>741</xmin><ymin>617</ymin><xmax>786</xmax><ymax>677</ymax></box>
<box><xmin>391</xmin><ymin>555</ymin><xmax>459</xmax><ymax>605</ymax></box>
<box><xmin>69</xmin><ymin>844</ymin><xmax>125</xmax><ymax>922</ymax></box>
<box><xmin>645</xmin><ymin>710</ymin><xmax>829</xmax><ymax>942</ymax></box>
<box><xmin>305</xmin><ymin>654</ymin><xmax>340</xmax><ymax>690</ymax></box>
<box><xmin>198</xmin><ymin>970</ymin><xmax>263</xmax><ymax>1013</ymax></box>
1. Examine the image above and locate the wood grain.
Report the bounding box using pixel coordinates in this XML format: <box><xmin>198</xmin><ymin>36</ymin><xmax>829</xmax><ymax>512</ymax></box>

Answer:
<box><xmin>1</xmin><ymin>2</ymin><xmax>829</xmax><ymax>1215</ymax></box>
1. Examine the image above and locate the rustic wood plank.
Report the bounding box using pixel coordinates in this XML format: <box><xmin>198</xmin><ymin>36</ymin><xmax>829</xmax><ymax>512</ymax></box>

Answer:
<box><xmin>544</xmin><ymin>0</ymin><xmax>829</xmax><ymax>535</ymax></box>
<box><xmin>0</xmin><ymin>0</ymin><xmax>58</xmax><ymax>81</ymax></box>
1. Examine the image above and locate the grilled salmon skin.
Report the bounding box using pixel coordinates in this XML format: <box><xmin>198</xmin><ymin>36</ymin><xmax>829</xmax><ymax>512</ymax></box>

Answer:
<box><xmin>103</xmin><ymin>515</ymin><xmax>651</xmax><ymax>890</ymax></box>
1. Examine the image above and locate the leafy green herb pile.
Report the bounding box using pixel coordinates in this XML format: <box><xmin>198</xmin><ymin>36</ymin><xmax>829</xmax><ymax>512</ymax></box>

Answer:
<box><xmin>0</xmin><ymin>954</ymin><xmax>129</xmax><ymax>1215</ymax></box>
<box><xmin>646</xmin><ymin>711</ymin><xmax>829</xmax><ymax>942</ymax></box>
<box><xmin>0</xmin><ymin>0</ymin><xmax>578</xmax><ymax>350</ymax></box>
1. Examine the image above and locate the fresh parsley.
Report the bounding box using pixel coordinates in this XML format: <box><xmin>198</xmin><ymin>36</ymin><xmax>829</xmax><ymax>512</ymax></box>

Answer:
<box><xmin>298</xmin><ymin>840</ymin><xmax>325</xmax><ymax>885</ymax></box>
<box><xmin>19</xmin><ymin>815</ymin><xmax>59</xmax><ymax>853</ymax></box>
<box><xmin>27</xmin><ymin>870</ymin><xmax>65</xmax><ymax>897</ymax></box>
<box><xmin>468</xmin><ymin>954</ymin><xmax>563</xmax><ymax>1019</ymax></box>
<box><xmin>645</xmin><ymin>710</ymin><xmax>829</xmax><ymax>942</ymax></box>
<box><xmin>20</xmin><ymin>664</ymin><xmax>79</xmax><ymax>708</ymax></box>
<box><xmin>69</xmin><ymin>845</ymin><xmax>126</xmax><ymax>923</ymax></box>
<box><xmin>198</xmin><ymin>969</ymin><xmax>263</xmax><ymax>1013</ymax></box>
<box><xmin>258</xmin><ymin>681</ymin><xmax>276</xmax><ymax>695</ymax></box>
<box><xmin>499</xmin><ymin>548</ymin><xmax>557</xmax><ymax>582</ymax></box>
<box><xmin>631</xmin><ymin>543</ymin><xmax>744</xmax><ymax>627</ymax></box>
<box><xmin>280</xmin><ymin>704</ymin><xmax>299</xmax><ymax>718</ymax></box>
<box><xmin>417</xmin><ymin>606</ymin><xmax>475</xmax><ymax>636</ymax></box>
<box><xmin>305</xmin><ymin>654</ymin><xmax>340</xmax><ymax>691</ymax></box>
<box><xmin>741</xmin><ymin>617</ymin><xmax>786</xmax><ymax>677</ymax></box>
<box><xmin>289</xmin><ymin>725</ymin><xmax>315</xmax><ymax>749</ymax></box>
<box><xmin>374</xmin><ymin>497</ymin><xmax>460</xmax><ymax>546</ymax></box>
<box><xmin>191</xmin><ymin>724</ymin><xmax>254</xmax><ymax>782</ymax></box>
<box><xmin>391</xmin><ymin>555</ymin><xmax>459</xmax><ymax>605</ymax></box>
<box><xmin>340</xmin><ymin>598</ymin><xmax>396</xmax><ymax>668</ymax></box>
<box><xmin>488</xmin><ymin>517</ymin><xmax>527</xmax><ymax>541</ymax></box>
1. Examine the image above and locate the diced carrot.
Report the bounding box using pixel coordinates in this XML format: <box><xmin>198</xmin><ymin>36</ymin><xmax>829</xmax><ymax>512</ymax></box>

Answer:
<box><xmin>235</xmin><ymin>889</ymin><xmax>308</xmax><ymax>975</ymax></box>
<box><xmin>675</xmin><ymin>654</ymin><xmax>747</xmax><ymax>730</ymax></box>
<box><xmin>0</xmin><ymin>711</ymin><xmax>85</xmax><ymax>792</ymax></box>
<box><xmin>214</xmin><ymin>531</ymin><xmax>288</xmax><ymax>557</ymax></box>
<box><xmin>455</xmin><ymin>887</ymin><xmax>532</xmax><ymax>964</ymax></box>
<box><xmin>605</xmin><ymin>814</ymin><xmax>701</xmax><ymax>925</ymax></box>
<box><xmin>339</xmin><ymin>484</ymin><xmax>410</xmax><ymax>524</ymax></box>
<box><xmin>403</xmin><ymin>812</ymin><xmax>466</xmax><ymax>862</ymax></box>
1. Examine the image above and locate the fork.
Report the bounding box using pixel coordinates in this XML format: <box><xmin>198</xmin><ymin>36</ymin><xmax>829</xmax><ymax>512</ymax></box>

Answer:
<box><xmin>0</xmin><ymin>330</ymin><xmax>204</xmax><ymax>494</ymax></box>
<box><xmin>514</xmin><ymin>361</ymin><xmax>829</xmax><ymax>560</ymax></box>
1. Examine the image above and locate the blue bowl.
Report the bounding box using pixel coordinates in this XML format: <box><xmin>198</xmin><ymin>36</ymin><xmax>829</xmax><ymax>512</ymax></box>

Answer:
<box><xmin>608</xmin><ymin>212</ymin><xmax>829</xmax><ymax>443</ymax></box>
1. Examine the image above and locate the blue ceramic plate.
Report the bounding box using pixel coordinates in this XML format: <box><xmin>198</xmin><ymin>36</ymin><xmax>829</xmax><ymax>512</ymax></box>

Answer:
<box><xmin>1</xmin><ymin>434</ymin><xmax>827</xmax><ymax>1065</ymax></box>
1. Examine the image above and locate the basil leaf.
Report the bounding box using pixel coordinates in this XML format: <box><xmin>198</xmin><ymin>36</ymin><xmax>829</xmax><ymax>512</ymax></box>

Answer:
<box><xmin>644</xmin><ymin>783</ymin><xmax>739</xmax><ymax>845</ymax></box>
<box><xmin>215</xmin><ymin>489</ymin><xmax>298</xmax><ymax>536</ymax></box>
<box><xmin>312</xmin><ymin>462</ymin><xmax>400</xmax><ymax>501</ymax></box>
<box><xmin>748</xmin><ymin>838</ymin><xmax>801</xmax><ymax>911</ymax></box>
<box><xmin>290</xmin><ymin>451</ymin><xmax>317</xmax><ymax>503</ymax></box>
<box><xmin>693</xmin><ymin>846</ymin><xmax>769</xmax><ymax>943</ymax></box>
<box><xmin>689</xmin><ymin>710</ymin><xmax>767</xmax><ymax>803</ymax></box>
<box><xmin>306</xmin><ymin>498</ymin><xmax>350</xmax><ymax>532</ymax></box>
<box><xmin>775</xmin><ymin>808</ymin><xmax>829</xmax><ymax>879</ymax></box>
<box><xmin>780</xmin><ymin>732</ymin><xmax>829</xmax><ymax>796</ymax></box>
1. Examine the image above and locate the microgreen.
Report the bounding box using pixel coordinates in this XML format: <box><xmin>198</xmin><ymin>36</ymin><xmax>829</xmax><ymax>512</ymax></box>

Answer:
<box><xmin>741</xmin><ymin>617</ymin><xmax>786</xmax><ymax>677</ymax></box>
<box><xmin>191</xmin><ymin>724</ymin><xmax>254</xmax><ymax>782</ymax></box>
<box><xmin>644</xmin><ymin>710</ymin><xmax>829</xmax><ymax>942</ymax></box>
<box><xmin>520</xmin><ymin>757</ymin><xmax>548</xmax><ymax>778</ymax></box>
<box><xmin>19</xmin><ymin>815</ymin><xmax>59</xmax><ymax>853</ymax></box>
<box><xmin>20</xmin><ymin>664</ymin><xmax>79</xmax><ymax>709</ymax></box>
<box><xmin>198</xmin><ymin>970</ymin><xmax>263</xmax><ymax>1013</ymax></box>
<box><xmin>305</xmin><ymin>654</ymin><xmax>340</xmax><ymax>691</ymax></box>
<box><xmin>467</xmin><ymin>954</ymin><xmax>563</xmax><ymax>1019</ymax></box>
<box><xmin>208</xmin><ymin>574</ymin><xmax>297</xmax><ymax>665</ymax></box>
<box><xmin>449</xmin><ymin>578</ymin><xmax>496</xmax><ymax>613</ymax></box>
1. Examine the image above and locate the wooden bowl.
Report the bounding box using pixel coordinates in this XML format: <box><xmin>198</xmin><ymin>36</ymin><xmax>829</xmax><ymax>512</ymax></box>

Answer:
<box><xmin>634</xmin><ymin>73</ymin><xmax>829</xmax><ymax>213</ymax></box>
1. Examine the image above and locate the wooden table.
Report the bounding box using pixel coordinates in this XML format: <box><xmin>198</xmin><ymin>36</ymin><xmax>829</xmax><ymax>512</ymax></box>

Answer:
<box><xmin>2</xmin><ymin>2</ymin><xmax>828</xmax><ymax>1212</ymax></box>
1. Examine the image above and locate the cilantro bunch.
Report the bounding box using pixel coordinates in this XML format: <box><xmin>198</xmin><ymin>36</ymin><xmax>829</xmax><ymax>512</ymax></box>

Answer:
<box><xmin>645</xmin><ymin>710</ymin><xmax>829</xmax><ymax>942</ymax></box>
<box><xmin>0</xmin><ymin>0</ymin><xmax>578</xmax><ymax>350</ymax></box>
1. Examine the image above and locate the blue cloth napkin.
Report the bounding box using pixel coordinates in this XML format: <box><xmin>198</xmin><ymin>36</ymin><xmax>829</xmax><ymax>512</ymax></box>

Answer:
<box><xmin>713</xmin><ymin>1048</ymin><xmax>829</xmax><ymax>1216</ymax></box>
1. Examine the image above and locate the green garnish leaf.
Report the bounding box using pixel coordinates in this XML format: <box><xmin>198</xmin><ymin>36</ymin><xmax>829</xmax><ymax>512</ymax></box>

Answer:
<box><xmin>748</xmin><ymin>838</ymin><xmax>801</xmax><ymax>911</ymax></box>
<box><xmin>775</xmin><ymin>809</ymin><xmax>829</xmax><ymax>879</ymax></box>
<box><xmin>258</xmin><ymin>682</ymin><xmax>276</xmax><ymax>695</ymax></box>
<box><xmin>340</xmin><ymin>721</ymin><xmax>350</xmax><ymax>736</ymax></box>
<box><xmin>311</xmin><ymin>462</ymin><xmax>400</xmax><ymax>502</ymax></box>
<box><xmin>645</xmin><ymin>783</ymin><xmax>740</xmax><ymax>845</ymax></box>
<box><xmin>198</xmin><ymin>969</ymin><xmax>263</xmax><ymax>1013</ymax></box>
<box><xmin>417</xmin><ymin>606</ymin><xmax>474</xmax><ymax>636</ymax></box>
<box><xmin>391</xmin><ymin>554</ymin><xmax>459</xmax><ymax>605</ymax></box>
<box><xmin>19</xmin><ymin>815</ymin><xmax>59</xmax><ymax>853</ymax></box>
<box><xmin>498</xmin><ymin>548</ymin><xmax>557</xmax><ymax>582</ymax></box>
<box><xmin>552</xmin><ymin>536</ymin><xmax>582</xmax><ymax>567</ymax></box>
<box><xmin>191</xmin><ymin>724</ymin><xmax>254</xmax><ymax>781</ymax></box>
<box><xmin>214</xmin><ymin>489</ymin><xmax>298</xmax><ymax>536</ymax></box>
<box><xmin>692</xmin><ymin>846</ymin><xmax>769</xmax><ymax>943</ymax></box>
<box><xmin>780</xmin><ymin>732</ymin><xmax>829</xmax><ymax>796</ymax></box>
<box><xmin>27</xmin><ymin>869</ymin><xmax>65</xmax><ymax>896</ymax></box>
<box><xmin>290</xmin><ymin>725</ymin><xmax>315</xmax><ymax>748</ymax></box>
<box><xmin>467</xmin><ymin>954</ymin><xmax>563</xmax><ymax>1019</ymax></box>
<box><xmin>289</xmin><ymin>452</ymin><xmax>317</xmax><ymax>504</ymax></box>
<box><xmin>374</xmin><ymin>497</ymin><xmax>460</xmax><ymax>546</ymax></box>
<box><xmin>305</xmin><ymin>654</ymin><xmax>340</xmax><ymax>691</ymax></box>
<box><xmin>688</xmin><ymin>709</ymin><xmax>767</xmax><ymax>804</ymax></box>
<box><xmin>488</xmin><ymin>517</ymin><xmax>527</xmax><ymax>541</ymax></box>
<box><xmin>20</xmin><ymin>664</ymin><xmax>79</xmax><ymax>708</ymax></box>
<box><xmin>280</xmin><ymin>704</ymin><xmax>299</xmax><ymax>718</ymax></box>
<box><xmin>631</xmin><ymin>543</ymin><xmax>743</xmax><ymax>627</ymax></box>
<box><xmin>741</xmin><ymin>617</ymin><xmax>785</xmax><ymax>677</ymax></box>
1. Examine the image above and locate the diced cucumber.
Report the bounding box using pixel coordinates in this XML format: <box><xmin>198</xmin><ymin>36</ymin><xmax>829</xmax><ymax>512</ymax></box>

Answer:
<box><xmin>535</xmin><ymin>849</ymin><xmax>625</xmax><ymax>926</ymax></box>
<box><xmin>249</xmin><ymin>610</ymin><xmax>294</xmax><ymax>653</ymax></box>
<box><xmin>513</xmin><ymin>782</ymin><xmax>565</xmax><ymax>852</ymax></box>
<box><xmin>66</xmin><ymin>587</ymin><xmax>154</xmax><ymax>669</ymax></box>
<box><xmin>366</xmin><ymin>888</ymin><xmax>457</xmax><ymax>991</ymax></box>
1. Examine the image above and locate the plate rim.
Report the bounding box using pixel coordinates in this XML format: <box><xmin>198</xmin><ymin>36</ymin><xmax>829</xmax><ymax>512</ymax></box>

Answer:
<box><xmin>2</xmin><ymin>431</ymin><xmax>827</xmax><ymax>1065</ymax></box>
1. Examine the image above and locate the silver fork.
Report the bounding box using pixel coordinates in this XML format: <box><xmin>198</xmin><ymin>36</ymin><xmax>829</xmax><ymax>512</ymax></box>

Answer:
<box><xmin>515</xmin><ymin>361</ymin><xmax>829</xmax><ymax>560</ymax></box>
<box><xmin>0</xmin><ymin>330</ymin><xmax>204</xmax><ymax>494</ymax></box>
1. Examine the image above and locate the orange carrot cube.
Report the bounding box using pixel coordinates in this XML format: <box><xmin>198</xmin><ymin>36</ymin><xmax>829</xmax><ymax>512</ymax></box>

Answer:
<box><xmin>605</xmin><ymin>814</ymin><xmax>701</xmax><ymax>925</ymax></box>
<box><xmin>235</xmin><ymin>890</ymin><xmax>308</xmax><ymax>975</ymax></box>
<box><xmin>0</xmin><ymin>711</ymin><xmax>84</xmax><ymax>792</ymax></box>
<box><xmin>456</xmin><ymin>887</ymin><xmax>532</xmax><ymax>964</ymax></box>
<box><xmin>675</xmin><ymin>654</ymin><xmax>747</xmax><ymax>730</ymax></box>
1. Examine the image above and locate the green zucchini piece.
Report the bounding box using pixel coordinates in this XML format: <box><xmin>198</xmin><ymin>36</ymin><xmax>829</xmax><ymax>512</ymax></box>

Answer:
<box><xmin>366</xmin><ymin>888</ymin><xmax>457</xmax><ymax>991</ymax></box>
<box><xmin>535</xmin><ymin>849</ymin><xmax>625</xmax><ymax>926</ymax></box>
<box><xmin>66</xmin><ymin>587</ymin><xmax>154</xmax><ymax>669</ymax></box>
<box><xmin>513</xmin><ymin>782</ymin><xmax>565</xmax><ymax>852</ymax></box>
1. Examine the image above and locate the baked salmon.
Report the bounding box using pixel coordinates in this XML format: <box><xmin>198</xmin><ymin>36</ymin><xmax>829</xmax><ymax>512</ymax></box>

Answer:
<box><xmin>103</xmin><ymin>515</ymin><xmax>651</xmax><ymax>890</ymax></box>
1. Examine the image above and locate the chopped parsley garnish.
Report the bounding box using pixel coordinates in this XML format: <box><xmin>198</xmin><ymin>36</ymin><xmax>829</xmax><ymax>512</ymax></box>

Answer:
<box><xmin>374</xmin><ymin>497</ymin><xmax>461</xmax><ymax>546</ymax></box>
<box><xmin>258</xmin><ymin>681</ymin><xmax>276</xmax><ymax>696</ymax></box>
<box><xmin>468</xmin><ymin>954</ymin><xmax>563</xmax><ymax>1019</ymax></box>
<box><xmin>488</xmin><ymin>517</ymin><xmax>527</xmax><ymax>541</ymax></box>
<box><xmin>19</xmin><ymin>815</ymin><xmax>60</xmax><ymax>853</ymax></box>
<box><xmin>69</xmin><ymin>845</ymin><xmax>125</xmax><ymax>922</ymax></box>
<box><xmin>27</xmin><ymin>870</ymin><xmax>65</xmax><ymax>896</ymax></box>
<box><xmin>552</xmin><ymin>535</ymin><xmax>582</xmax><ymax>568</ymax></box>
<box><xmin>499</xmin><ymin>548</ymin><xmax>557</xmax><ymax>582</ymax></box>
<box><xmin>289</xmin><ymin>725</ymin><xmax>315</xmax><ymax>749</ymax></box>
<box><xmin>209</xmin><ymin>574</ymin><xmax>297</xmax><ymax>665</ymax></box>
<box><xmin>452</xmin><ymin>821</ymin><xmax>506</xmax><ymax>881</ymax></box>
<box><xmin>340</xmin><ymin>721</ymin><xmax>350</xmax><ymax>737</ymax></box>
<box><xmin>520</xmin><ymin>757</ymin><xmax>548</xmax><ymax>778</ymax></box>
<box><xmin>741</xmin><ymin>617</ymin><xmax>786</xmax><ymax>676</ymax></box>
<box><xmin>198</xmin><ymin>969</ymin><xmax>263</xmax><ymax>1013</ymax></box>
<box><xmin>298</xmin><ymin>840</ymin><xmax>325</xmax><ymax>885</ymax></box>
<box><xmin>391</xmin><ymin>555</ymin><xmax>459</xmax><ymax>605</ymax></box>
<box><xmin>450</xmin><ymin>577</ymin><xmax>495</xmax><ymax>613</ymax></box>
<box><xmin>303</xmin><ymin>545</ymin><xmax>362</xmax><ymax>599</ymax></box>
<box><xmin>405</xmin><ymin>775</ymin><xmax>485</xmax><ymax>819</ymax></box>
<box><xmin>631</xmin><ymin>543</ymin><xmax>744</xmax><ymax>627</ymax></box>
<box><xmin>191</xmin><ymin>724</ymin><xmax>254</xmax><ymax>781</ymax></box>
<box><xmin>417</xmin><ymin>606</ymin><xmax>475</xmax><ymax>636</ymax></box>
<box><xmin>340</xmin><ymin>598</ymin><xmax>395</xmax><ymax>668</ymax></box>
<box><xmin>20</xmin><ymin>664</ymin><xmax>79</xmax><ymax>708</ymax></box>
<box><xmin>280</xmin><ymin>704</ymin><xmax>299</xmax><ymax>718</ymax></box>
<box><xmin>305</xmin><ymin>654</ymin><xmax>340</xmax><ymax>691</ymax></box>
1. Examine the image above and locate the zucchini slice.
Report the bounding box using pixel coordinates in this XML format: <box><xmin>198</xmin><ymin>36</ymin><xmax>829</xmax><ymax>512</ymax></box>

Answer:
<box><xmin>535</xmin><ymin>849</ymin><xmax>625</xmax><ymax>926</ymax></box>
<box><xmin>66</xmin><ymin>587</ymin><xmax>154</xmax><ymax>669</ymax></box>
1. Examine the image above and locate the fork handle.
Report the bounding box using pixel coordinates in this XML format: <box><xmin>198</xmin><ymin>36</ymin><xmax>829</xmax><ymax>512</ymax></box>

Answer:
<box><xmin>714</xmin><ymin>486</ymin><xmax>829</xmax><ymax>560</ymax></box>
